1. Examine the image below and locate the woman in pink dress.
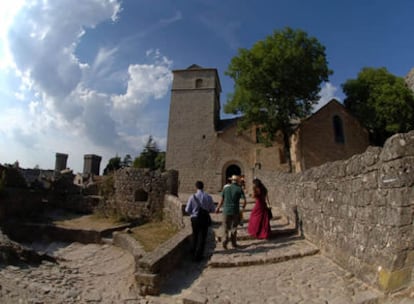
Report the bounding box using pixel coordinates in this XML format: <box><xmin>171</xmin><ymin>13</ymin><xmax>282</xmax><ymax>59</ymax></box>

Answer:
<box><xmin>247</xmin><ymin>178</ymin><xmax>271</xmax><ymax>239</ymax></box>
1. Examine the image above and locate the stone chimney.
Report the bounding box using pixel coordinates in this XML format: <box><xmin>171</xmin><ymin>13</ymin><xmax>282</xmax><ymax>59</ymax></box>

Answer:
<box><xmin>55</xmin><ymin>153</ymin><xmax>68</xmax><ymax>172</ymax></box>
<box><xmin>83</xmin><ymin>154</ymin><xmax>102</xmax><ymax>175</ymax></box>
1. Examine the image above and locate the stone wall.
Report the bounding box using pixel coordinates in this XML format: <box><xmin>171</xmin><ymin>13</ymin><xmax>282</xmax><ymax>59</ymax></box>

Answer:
<box><xmin>113</xmin><ymin>192</ymin><xmax>191</xmax><ymax>296</ymax></box>
<box><xmin>0</xmin><ymin>188</ymin><xmax>45</xmax><ymax>222</ymax></box>
<box><xmin>111</xmin><ymin>168</ymin><xmax>178</xmax><ymax>221</ymax></box>
<box><xmin>163</xmin><ymin>194</ymin><xmax>186</xmax><ymax>229</ymax></box>
<box><xmin>292</xmin><ymin>100</ymin><xmax>369</xmax><ymax>172</ymax></box>
<box><xmin>256</xmin><ymin>131</ymin><xmax>414</xmax><ymax>292</ymax></box>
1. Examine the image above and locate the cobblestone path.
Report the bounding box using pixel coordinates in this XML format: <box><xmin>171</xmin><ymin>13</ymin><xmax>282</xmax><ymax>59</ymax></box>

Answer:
<box><xmin>0</xmin><ymin>242</ymin><xmax>144</xmax><ymax>303</ymax></box>
<box><xmin>1</xmin><ymin>199</ymin><xmax>414</xmax><ymax>303</ymax></box>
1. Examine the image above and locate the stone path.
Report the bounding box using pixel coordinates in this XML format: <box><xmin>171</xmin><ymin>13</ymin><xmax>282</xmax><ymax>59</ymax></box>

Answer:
<box><xmin>1</xmin><ymin>199</ymin><xmax>414</xmax><ymax>303</ymax></box>
<box><xmin>182</xmin><ymin>255</ymin><xmax>381</xmax><ymax>304</ymax></box>
<box><xmin>0</xmin><ymin>242</ymin><xmax>143</xmax><ymax>303</ymax></box>
<box><xmin>158</xmin><ymin>200</ymin><xmax>414</xmax><ymax>304</ymax></box>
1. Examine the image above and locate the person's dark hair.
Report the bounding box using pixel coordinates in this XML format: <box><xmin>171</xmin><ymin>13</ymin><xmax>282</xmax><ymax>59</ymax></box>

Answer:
<box><xmin>253</xmin><ymin>178</ymin><xmax>267</xmax><ymax>196</ymax></box>
<box><xmin>195</xmin><ymin>181</ymin><xmax>204</xmax><ymax>190</ymax></box>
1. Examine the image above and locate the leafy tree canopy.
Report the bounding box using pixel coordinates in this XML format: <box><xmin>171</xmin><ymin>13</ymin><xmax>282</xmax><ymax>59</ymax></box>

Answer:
<box><xmin>122</xmin><ymin>154</ymin><xmax>133</xmax><ymax>168</ymax></box>
<box><xmin>225</xmin><ymin>27</ymin><xmax>332</xmax><ymax>170</ymax></box>
<box><xmin>154</xmin><ymin>152</ymin><xmax>166</xmax><ymax>171</ymax></box>
<box><xmin>342</xmin><ymin>67</ymin><xmax>414</xmax><ymax>146</ymax></box>
<box><xmin>103</xmin><ymin>137</ymin><xmax>165</xmax><ymax>174</ymax></box>
<box><xmin>103</xmin><ymin>155</ymin><xmax>122</xmax><ymax>175</ymax></box>
<box><xmin>133</xmin><ymin>136</ymin><xmax>163</xmax><ymax>170</ymax></box>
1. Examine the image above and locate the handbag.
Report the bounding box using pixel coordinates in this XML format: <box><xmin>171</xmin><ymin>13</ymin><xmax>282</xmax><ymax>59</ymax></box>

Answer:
<box><xmin>267</xmin><ymin>205</ymin><xmax>273</xmax><ymax>219</ymax></box>
<box><xmin>266</xmin><ymin>196</ymin><xmax>273</xmax><ymax>219</ymax></box>
<box><xmin>193</xmin><ymin>195</ymin><xmax>212</xmax><ymax>226</ymax></box>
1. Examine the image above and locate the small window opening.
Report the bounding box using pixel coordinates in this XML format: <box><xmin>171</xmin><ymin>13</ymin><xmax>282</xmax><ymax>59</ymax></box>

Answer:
<box><xmin>134</xmin><ymin>189</ymin><xmax>148</xmax><ymax>202</ymax></box>
<box><xmin>195</xmin><ymin>78</ymin><xmax>203</xmax><ymax>88</ymax></box>
<box><xmin>333</xmin><ymin>115</ymin><xmax>345</xmax><ymax>143</ymax></box>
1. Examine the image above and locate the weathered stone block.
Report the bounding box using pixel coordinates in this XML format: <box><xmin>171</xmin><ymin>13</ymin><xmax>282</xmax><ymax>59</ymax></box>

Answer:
<box><xmin>361</xmin><ymin>171</ymin><xmax>379</xmax><ymax>189</ymax></box>
<box><xmin>404</xmin><ymin>250</ymin><xmax>414</xmax><ymax>267</ymax></box>
<box><xmin>380</xmin><ymin>131</ymin><xmax>414</xmax><ymax>162</ymax></box>
<box><xmin>386</xmin><ymin>187</ymin><xmax>414</xmax><ymax>208</ymax></box>
<box><xmin>378</xmin><ymin>267</ymin><xmax>412</xmax><ymax>292</ymax></box>
<box><xmin>379</xmin><ymin>157</ymin><xmax>414</xmax><ymax>188</ymax></box>
<box><xmin>135</xmin><ymin>272</ymin><xmax>160</xmax><ymax>296</ymax></box>
<box><xmin>354</xmin><ymin>289</ymin><xmax>382</xmax><ymax>304</ymax></box>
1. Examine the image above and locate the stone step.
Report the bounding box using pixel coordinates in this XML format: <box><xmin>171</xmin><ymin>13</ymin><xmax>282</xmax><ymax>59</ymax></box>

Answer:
<box><xmin>236</xmin><ymin>224</ymin><xmax>296</xmax><ymax>241</ymax></box>
<box><xmin>212</xmin><ymin>210</ymin><xmax>297</xmax><ymax>241</ymax></box>
<box><xmin>101</xmin><ymin>237</ymin><xmax>113</xmax><ymax>245</ymax></box>
<box><xmin>208</xmin><ymin>236</ymin><xmax>319</xmax><ymax>268</ymax></box>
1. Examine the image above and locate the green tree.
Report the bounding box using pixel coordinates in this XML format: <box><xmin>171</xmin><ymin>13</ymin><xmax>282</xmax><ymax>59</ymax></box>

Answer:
<box><xmin>342</xmin><ymin>67</ymin><xmax>414</xmax><ymax>146</ymax></box>
<box><xmin>122</xmin><ymin>154</ymin><xmax>132</xmax><ymax>167</ymax></box>
<box><xmin>225</xmin><ymin>27</ymin><xmax>332</xmax><ymax>171</ymax></box>
<box><xmin>103</xmin><ymin>156</ymin><xmax>121</xmax><ymax>175</ymax></box>
<box><xmin>154</xmin><ymin>152</ymin><xmax>166</xmax><ymax>171</ymax></box>
<box><xmin>133</xmin><ymin>136</ymin><xmax>160</xmax><ymax>170</ymax></box>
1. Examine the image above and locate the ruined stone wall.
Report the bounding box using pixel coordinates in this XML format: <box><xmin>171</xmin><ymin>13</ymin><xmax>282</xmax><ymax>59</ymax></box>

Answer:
<box><xmin>163</xmin><ymin>194</ymin><xmax>186</xmax><ymax>229</ymax></box>
<box><xmin>112</xmin><ymin>168</ymin><xmax>178</xmax><ymax>221</ymax></box>
<box><xmin>0</xmin><ymin>188</ymin><xmax>45</xmax><ymax>222</ymax></box>
<box><xmin>257</xmin><ymin>131</ymin><xmax>414</xmax><ymax>292</ymax></box>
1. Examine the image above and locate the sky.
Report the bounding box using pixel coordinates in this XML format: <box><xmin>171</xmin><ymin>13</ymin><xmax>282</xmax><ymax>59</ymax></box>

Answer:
<box><xmin>1</xmin><ymin>0</ymin><xmax>413</xmax><ymax>174</ymax></box>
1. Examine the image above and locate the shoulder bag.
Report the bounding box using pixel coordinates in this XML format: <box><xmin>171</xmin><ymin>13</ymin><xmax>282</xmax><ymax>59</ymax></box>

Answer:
<box><xmin>193</xmin><ymin>195</ymin><xmax>212</xmax><ymax>226</ymax></box>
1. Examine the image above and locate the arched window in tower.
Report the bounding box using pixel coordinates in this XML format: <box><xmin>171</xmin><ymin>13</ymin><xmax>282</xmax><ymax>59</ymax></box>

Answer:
<box><xmin>333</xmin><ymin>115</ymin><xmax>345</xmax><ymax>143</ymax></box>
<box><xmin>195</xmin><ymin>78</ymin><xmax>203</xmax><ymax>88</ymax></box>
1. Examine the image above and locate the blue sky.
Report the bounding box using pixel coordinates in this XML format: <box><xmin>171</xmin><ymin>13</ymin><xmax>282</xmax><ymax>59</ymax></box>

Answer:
<box><xmin>1</xmin><ymin>0</ymin><xmax>413</xmax><ymax>173</ymax></box>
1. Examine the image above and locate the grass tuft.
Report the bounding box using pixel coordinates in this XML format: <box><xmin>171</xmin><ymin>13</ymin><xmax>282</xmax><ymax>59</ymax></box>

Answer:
<box><xmin>130</xmin><ymin>221</ymin><xmax>178</xmax><ymax>252</ymax></box>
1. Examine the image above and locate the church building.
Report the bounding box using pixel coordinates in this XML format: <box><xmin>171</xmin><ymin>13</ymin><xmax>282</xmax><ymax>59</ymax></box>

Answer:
<box><xmin>165</xmin><ymin>65</ymin><xmax>369</xmax><ymax>194</ymax></box>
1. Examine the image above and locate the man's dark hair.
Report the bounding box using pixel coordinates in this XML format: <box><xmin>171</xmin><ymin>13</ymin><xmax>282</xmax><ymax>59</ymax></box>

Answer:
<box><xmin>195</xmin><ymin>181</ymin><xmax>204</xmax><ymax>190</ymax></box>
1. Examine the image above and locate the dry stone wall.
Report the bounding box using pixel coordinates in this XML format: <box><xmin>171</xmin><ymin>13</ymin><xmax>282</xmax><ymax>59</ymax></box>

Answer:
<box><xmin>163</xmin><ymin>194</ymin><xmax>186</xmax><ymax>229</ymax></box>
<box><xmin>257</xmin><ymin>131</ymin><xmax>414</xmax><ymax>292</ymax></box>
<box><xmin>112</xmin><ymin>168</ymin><xmax>178</xmax><ymax>221</ymax></box>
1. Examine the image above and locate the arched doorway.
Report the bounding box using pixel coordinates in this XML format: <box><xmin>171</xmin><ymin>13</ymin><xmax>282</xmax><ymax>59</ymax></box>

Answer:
<box><xmin>225</xmin><ymin>164</ymin><xmax>241</xmax><ymax>180</ymax></box>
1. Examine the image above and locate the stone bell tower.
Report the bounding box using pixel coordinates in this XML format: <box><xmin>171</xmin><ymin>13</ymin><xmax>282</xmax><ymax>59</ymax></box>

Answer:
<box><xmin>165</xmin><ymin>64</ymin><xmax>222</xmax><ymax>192</ymax></box>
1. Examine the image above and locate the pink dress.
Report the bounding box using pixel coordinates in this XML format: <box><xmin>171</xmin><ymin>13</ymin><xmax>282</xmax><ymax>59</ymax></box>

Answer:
<box><xmin>247</xmin><ymin>194</ymin><xmax>271</xmax><ymax>239</ymax></box>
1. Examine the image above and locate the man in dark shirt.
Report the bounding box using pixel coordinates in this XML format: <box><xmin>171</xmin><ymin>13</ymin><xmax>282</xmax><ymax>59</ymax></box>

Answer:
<box><xmin>215</xmin><ymin>175</ymin><xmax>247</xmax><ymax>249</ymax></box>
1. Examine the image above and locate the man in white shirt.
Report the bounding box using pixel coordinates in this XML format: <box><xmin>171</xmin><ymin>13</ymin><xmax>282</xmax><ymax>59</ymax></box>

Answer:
<box><xmin>185</xmin><ymin>181</ymin><xmax>216</xmax><ymax>261</ymax></box>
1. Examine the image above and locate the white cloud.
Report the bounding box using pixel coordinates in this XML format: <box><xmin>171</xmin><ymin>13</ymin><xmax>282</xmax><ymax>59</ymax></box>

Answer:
<box><xmin>91</xmin><ymin>47</ymin><xmax>119</xmax><ymax>77</ymax></box>
<box><xmin>112</xmin><ymin>51</ymin><xmax>172</xmax><ymax>127</ymax></box>
<box><xmin>0</xmin><ymin>0</ymin><xmax>173</xmax><ymax>172</ymax></box>
<box><xmin>8</xmin><ymin>0</ymin><xmax>122</xmax><ymax>100</ymax></box>
<box><xmin>314</xmin><ymin>82</ymin><xmax>341</xmax><ymax>112</ymax></box>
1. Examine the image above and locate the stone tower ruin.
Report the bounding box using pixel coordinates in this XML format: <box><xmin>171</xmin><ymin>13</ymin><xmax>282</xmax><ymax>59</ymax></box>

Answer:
<box><xmin>83</xmin><ymin>154</ymin><xmax>102</xmax><ymax>175</ymax></box>
<box><xmin>55</xmin><ymin>153</ymin><xmax>68</xmax><ymax>172</ymax></box>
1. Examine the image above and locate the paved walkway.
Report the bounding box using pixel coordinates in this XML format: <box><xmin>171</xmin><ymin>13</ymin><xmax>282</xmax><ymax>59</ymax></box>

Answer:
<box><xmin>155</xmin><ymin>200</ymin><xmax>414</xmax><ymax>304</ymax></box>
<box><xmin>1</xmin><ymin>200</ymin><xmax>414</xmax><ymax>303</ymax></box>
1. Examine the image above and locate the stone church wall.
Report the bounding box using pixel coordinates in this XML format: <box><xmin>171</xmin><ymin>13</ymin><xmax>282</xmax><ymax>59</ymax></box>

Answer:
<box><xmin>257</xmin><ymin>131</ymin><xmax>414</xmax><ymax>292</ymax></box>
<box><xmin>295</xmin><ymin>100</ymin><xmax>369</xmax><ymax>171</ymax></box>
